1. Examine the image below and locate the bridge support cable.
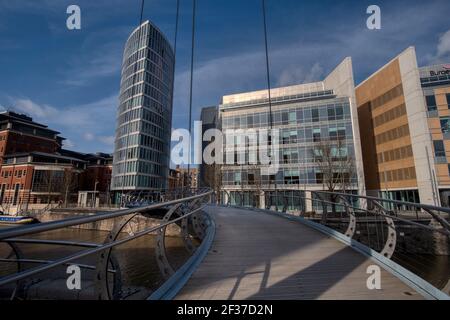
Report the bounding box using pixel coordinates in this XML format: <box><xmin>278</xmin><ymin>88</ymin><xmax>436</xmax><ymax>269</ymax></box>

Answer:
<box><xmin>187</xmin><ymin>0</ymin><xmax>196</xmax><ymax>183</ymax></box>
<box><xmin>261</xmin><ymin>0</ymin><xmax>279</xmax><ymax>211</ymax></box>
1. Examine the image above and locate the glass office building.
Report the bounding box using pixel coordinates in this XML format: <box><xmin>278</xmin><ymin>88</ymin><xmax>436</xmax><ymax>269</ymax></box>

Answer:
<box><xmin>219</xmin><ymin>58</ymin><xmax>366</xmax><ymax>212</ymax></box>
<box><xmin>111</xmin><ymin>21</ymin><xmax>174</xmax><ymax>195</ymax></box>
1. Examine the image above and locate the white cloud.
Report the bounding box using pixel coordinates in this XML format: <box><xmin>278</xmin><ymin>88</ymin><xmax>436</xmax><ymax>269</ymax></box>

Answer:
<box><xmin>98</xmin><ymin>136</ymin><xmax>115</xmax><ymax>146</ymax></box>
<box><xmin>83</xmin><ymin>132</ymin><xmax>95</xmax><ymax>141</ymax></box>
<box><xmin>11</xmin><ymin>98</ymin><xmax>58</xmax><ymax>118</ymax></box>
<box><xmin>424</xmin><ymin>29</ymin><xmax>450</xmax><ymax>64</ymax></box>
<box><xmin>277</xmin><ymin>63</ymin><xmax>324</xmax><ymax>87</ymax></box>
<box><xmin>63</xmin><ymin>139</ymin><xmax>75</xmax><ymax>148</ymax></box>
<box><xmin>437</xmin><ymin>30</ymin><xmax>450</xmax><ymax>59</ymax></box>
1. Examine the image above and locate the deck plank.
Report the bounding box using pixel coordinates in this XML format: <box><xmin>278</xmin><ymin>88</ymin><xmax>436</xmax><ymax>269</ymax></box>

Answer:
<box><xmin>175</xmin><ymin>206</ymin><xmax>423</xmax><ymax>300</ymax></box>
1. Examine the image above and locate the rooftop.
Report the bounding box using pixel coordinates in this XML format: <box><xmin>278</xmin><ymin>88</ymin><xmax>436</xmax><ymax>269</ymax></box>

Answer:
<box><xmin>0</xmin><ymin>111</ymin><xmax>61</xmax><ymax>134</ymax></box>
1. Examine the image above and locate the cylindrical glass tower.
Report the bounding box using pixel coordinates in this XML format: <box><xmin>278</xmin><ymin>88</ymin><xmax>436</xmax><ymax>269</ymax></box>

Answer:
<box><xmin>111</xmin><ymin>21</ymin><xmax>174</xmax><ymax>194</ymax></box>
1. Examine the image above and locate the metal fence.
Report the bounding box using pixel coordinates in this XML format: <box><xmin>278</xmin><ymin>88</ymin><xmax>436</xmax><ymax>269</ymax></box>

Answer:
<box><xmin>0</xmin><ymin>189</ymin><xmax>213</xmax><ymax>300</ymax></box>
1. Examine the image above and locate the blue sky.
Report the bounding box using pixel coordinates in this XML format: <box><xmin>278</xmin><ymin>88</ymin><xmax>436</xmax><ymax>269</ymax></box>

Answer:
<box><xmin>0</xmin><ymin>0</ymin><xmax>449</xmax><ymax>154</ymax></box>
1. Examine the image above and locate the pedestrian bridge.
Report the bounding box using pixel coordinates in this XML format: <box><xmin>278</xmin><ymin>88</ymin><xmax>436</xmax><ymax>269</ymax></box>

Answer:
<box><xmin>0</xmin><ymin>189</ymin><xmax>449</xmax><ymax>300</ymax></box>
<box><xmin>175</xmin><ymin>206</ymin><xmax>422</xmax><ymax>300</ymax></box>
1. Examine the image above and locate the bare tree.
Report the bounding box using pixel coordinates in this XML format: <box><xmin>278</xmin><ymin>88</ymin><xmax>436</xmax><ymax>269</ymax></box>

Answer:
<box><xmin>62</xmin><ymin>168</ymin><xmax>79</xmax><ymax>207</ymax></box>
<box><xmin>212</xmin><ymin>163</ymin><xmax>222</xmax><ymax>204</ymax></box>
<box><xmin>45</xmin><ymin>170</ymin><xmax>54</xmax><ymax>205</ymax></box>
<box><xmin>248</xmin><ymin>165</ymin><xmax>262</xmax><ymax>208</ymax></box>
<box><xmin>313</xmin><ymin>137</ymin><xmax>356</xmax><ymax>217</ymax></box>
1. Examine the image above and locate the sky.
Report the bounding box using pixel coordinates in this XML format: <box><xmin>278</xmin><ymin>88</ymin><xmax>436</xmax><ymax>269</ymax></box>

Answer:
<box><xmin>0</xmin><ymin>0</ymin><xmax>449</xmax><ymax>155</ymax></box>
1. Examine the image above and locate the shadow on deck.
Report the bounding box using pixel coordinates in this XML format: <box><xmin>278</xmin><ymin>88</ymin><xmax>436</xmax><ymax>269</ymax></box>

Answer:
<box><xmin>175</xmin><ymin>206</ymin><xmax>423</xmax><ymax>300</ymax></box>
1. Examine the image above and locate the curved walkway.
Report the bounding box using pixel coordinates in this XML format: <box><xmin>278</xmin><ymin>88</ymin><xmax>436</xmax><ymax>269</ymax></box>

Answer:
<box><xmin>176</xmin><ymin>206</ymin><xmax>423</xmax><ymax>300</ymax></box>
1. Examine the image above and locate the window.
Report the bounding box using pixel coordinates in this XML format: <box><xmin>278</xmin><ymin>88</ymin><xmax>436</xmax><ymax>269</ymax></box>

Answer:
<box><xmin>426</xmin><ymin>95</ymin><xmax>437</xmax><ymax>112</ymax></box>
<box><xmin>335</xmin><ymin>106</ymin><xmax>344</xmax><ymax>120</ymax></box>
<box><xmin>234</xmin><ymin>172</ymin><xmax>241</xmax><ymax>186</ymax></box>
<box><xmin>329</xmin><ymin>127</ymin><xmax>337</xmax><ymax>140</ymax></box>
<box><xmin>434</xmin><ymin>140</ymin><xmax>446</xmax><ymax>157</ymax></box>
<box><xmin>247</xmin><ymin>115</ymin><xmax>253</xmax><ymax>128</ymax></box>
<box><xmin>313</xmin><ymin>128</ymin><xmax>321</xmax><ymax>142</ymax></box>
<box><xmin>440</xmin><ymin>118</ymin><xmax>450</xmax><ymax>134</ymax></box>
<box><xmin>312</xmin><ymin>109</ymin><xmax>319</xmax><ymax>122</ymax></box>
<box><xmin>289</xmin><ymin>111</ymin><xmax>296</xmax><ymax>125</ymax></box>
<box><xmin>327</xmin><ymin>107</ymin><xmax>335</xmax><ymax>121</ymax></box>
<box><xmin>282</xmin><ymin>112</ymin><xmax>289</xmax><ymax>125</ymax></box>
<box><xmin>447</xmin><ymin>93</ymin><xmax>450</xmax><ymax>109</ymax></box>
<box><xmin>248</xmin><ymin>173</ymin><xmax>255</xmax><ymax>185</ymax></box>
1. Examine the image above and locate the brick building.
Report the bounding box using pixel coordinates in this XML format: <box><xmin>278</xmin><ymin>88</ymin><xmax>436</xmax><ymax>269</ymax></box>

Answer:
<box><xmin>0</xmin><ymin>111</ymin><xmax>63</xmax><ymax>164</ymax></box>
<box><xmin>0</xmin><ymin>111</ymin><xmax>113</xmax><ymax>213</ymax></box>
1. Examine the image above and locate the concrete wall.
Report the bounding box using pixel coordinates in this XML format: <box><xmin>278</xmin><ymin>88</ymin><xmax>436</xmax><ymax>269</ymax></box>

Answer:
<box><xmin>399</xmin><ymin>47</ymin><xmax>439</xmax><ymax>206</ymax></box>
<box><xmin>34</xmin><ymin>209</ymin><xmax>182</xmax><ymax>237</ymax></box>
<box><xmin>324</xmin><ymin>57</ymin><xmax>367</xmax><ymax>197</ymax></box>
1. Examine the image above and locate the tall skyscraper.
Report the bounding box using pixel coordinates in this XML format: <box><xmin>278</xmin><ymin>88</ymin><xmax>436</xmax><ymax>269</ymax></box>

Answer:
<box><xmin>111</xmin><ymin>21</ymin><xmax>174</xmax><ymax>199</ymax></box>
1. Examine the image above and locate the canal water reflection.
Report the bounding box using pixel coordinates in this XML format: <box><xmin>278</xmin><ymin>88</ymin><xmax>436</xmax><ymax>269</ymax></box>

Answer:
<box><xmin>0</xmin><ymin>225</ymin><xmax>191</xmax><ymax>296</ymax></box>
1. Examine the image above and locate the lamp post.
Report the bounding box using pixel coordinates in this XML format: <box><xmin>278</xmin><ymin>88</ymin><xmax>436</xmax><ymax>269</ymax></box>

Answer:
<box><xmin>93</xmin><ymin>180</ymin><xmax>99</xmax><ymax>208</ymax></box>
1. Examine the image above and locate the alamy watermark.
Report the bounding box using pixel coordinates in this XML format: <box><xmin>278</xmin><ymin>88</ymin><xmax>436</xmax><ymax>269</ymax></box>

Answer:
<box><xmin>66</xmin><ymin>265</ymin><xmax>81</xmax><ymax>290</ymax></box>
<box><xmin>366</xmin><ymin>5</ymin><xmax>381</xmax><ymax>30</ymax></box>
<box><xmin>366</xmin><ymin>265</ymin><xmax>382</xmax><ymax>290</ymax></box>
<box><xmin>66</xmin><ymin>5</ymin><xmax>81</xmax><ymax>30</ymax></box>
<box><xmin>171</xmin><ymin>122</ymin><xmax>280</xmax><ymax>175</ymax></box>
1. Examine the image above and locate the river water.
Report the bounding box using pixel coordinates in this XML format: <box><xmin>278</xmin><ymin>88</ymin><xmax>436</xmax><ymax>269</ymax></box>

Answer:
<box><xmin>0</xmin><ymin>224</ymin><xmax>191</xmax><ymax>297</ymax></box>
<box><xmin>1</xmin><ymin>224</ymin><xmax>449</xmax><ymax>298</ymax></box>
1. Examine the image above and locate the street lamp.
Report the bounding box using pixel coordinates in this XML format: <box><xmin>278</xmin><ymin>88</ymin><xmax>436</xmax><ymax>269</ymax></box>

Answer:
<box><xmin>93</xmin><ymin>180</ymin><xmax>99</xmax><ymax>208</ymax></box>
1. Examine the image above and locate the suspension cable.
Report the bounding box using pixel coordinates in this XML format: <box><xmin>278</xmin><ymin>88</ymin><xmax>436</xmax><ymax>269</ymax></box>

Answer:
<box><xmin>262</xmin><ymin>0</ymin><xmax>278</xmax><ymax>208</ymax></box>
<box><xmin>187</xmin><ymin>0</ymin><xmax>196</xmax><ymax>185</ymax></box>
<box><xmin>169</xmin><ymin>0</ymin><xmax>180</xmax><ymax>193</ymax></box>
<box><xmin>173</xmin><ymin>0</ymin><xmax>180</xmax><ymax>55</ymax></box>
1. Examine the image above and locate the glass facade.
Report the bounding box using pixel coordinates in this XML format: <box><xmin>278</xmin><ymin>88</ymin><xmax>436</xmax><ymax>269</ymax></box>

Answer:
<box><xmin>112</xmin><ymin>21</ymin><xmax>174</xmax><ymax>191</ymax></box>
<box><xmin>220</xmin><ymin>96</ymin><xmax>357</xmax><ymax>187</ymax></box>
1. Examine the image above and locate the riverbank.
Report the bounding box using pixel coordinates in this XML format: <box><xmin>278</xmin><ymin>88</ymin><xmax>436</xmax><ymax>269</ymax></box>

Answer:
<box><xmin>32</xmin><ymin>208</ymin><xmax>181</xmax><ymax>236</ymax></box>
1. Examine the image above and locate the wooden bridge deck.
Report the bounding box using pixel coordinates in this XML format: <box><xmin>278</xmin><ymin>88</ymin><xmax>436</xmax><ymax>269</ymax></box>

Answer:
<box><xmin>176</xmin><ymin>206</ymin><xmax>423</xmax><ymax>300</ymax></box>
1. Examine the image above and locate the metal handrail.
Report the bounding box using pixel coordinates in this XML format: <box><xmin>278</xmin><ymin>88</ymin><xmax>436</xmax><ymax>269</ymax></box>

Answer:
<box><xmin>312</xmin><ymin>190</ymin><xmax>450</xmax><ymax>215</ymax></box>
<box><xmin>302</xmin><ymin>196</ymin><xmax>450</xmax><ymax>236</ymax></box>
<box><xmin>256</xmin><ymin>189</ymin><xmax>450</xmax><ymax>298</ymax></box>
<box><xmin>0</xmin><ymin>191</ymin><xmax>213</xmax><ymax>240</ymax></box>
<box><xmin>0</xmin><ymin>189</ymin><xmax>214</xmax><ymax>299</ymax></box>
<box><xmin>0</xmin><ymin>205</ymin><xmax>206</xmax><ymax>287</ymax></box>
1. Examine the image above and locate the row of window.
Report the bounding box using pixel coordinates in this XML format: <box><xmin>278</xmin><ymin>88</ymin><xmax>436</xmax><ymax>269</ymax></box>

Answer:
<box><xmin>377</xmin><ymin>145</ymin><xmax>413</xmax><ymax>164</ymax></box>
<box><xmin>379</xmin><ymin>167</ymin><xmax>416</xmax><ymax>183</ymax></box>
<box><xmin>375</xmin><ymin>124</ymin><xmax>410</xmax><ymax>145</ymax></box>
<box><xmin>116</xmin><ymin>121</ymin><xmax>140</xmax><ymax>138</ymax></box>
<box><xmin>112</xmin><ymin>174</ymin><xmax>165</xmax><ymax>189</ymax></box>
<box><xmin>122</xmin><ymin>45</ymin><xmax>171</xmax><ymax>77</ymax></box>
<box><xmin>222</xmin><ymin>103</ymin><xmax>350</xmax><ymax>130</ymax></box>
<box><xmin>425</xmin><ymin>93</ymin><xmax>450</xmax><ymax>112</ymax></box>
<box><xmin>373</xmin><ymin>103</ymin><xmax>406</xmax><ymax>127</ymax></box>
<box><xmin>0</xmin><ymin>169</ymin><xmax>27</xmax><ymax>179</ymax></box>
<box><xmin>279</xmin><ymin>126</ymin><xmax>351</xmax><ymax>144</ymax></box>
<box><xmin>121</xmin><ymin>58</ymin><xmax>172</xmax><ymax>91</ymax></box>
<box><xmin>224</xmin><ymin>144</ymin><xmax>354</xmax><ymax>166</ymax></box>
<box><xmin>371</xmin><ymin>85</ymin><xmax>403</xmax><ymax>110</ymax></box>
<box><xmin>120</xmin><ymin>69</ymin><xmax>171</xmax><ymax>99</ymax></box>
<box><xmin>222</xmin><ymin>168</ymin><xmax>356</xmax><ymax>186</ymax></box>
<box><xmin>118</xmin><ymin>94</ymin><xmax>167</xmax><ymax>117</ymax></box>
<box><xmin>114</xmin><ymin>147</ymin><xmax>139</xmax><ymax>162</ymax></box>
